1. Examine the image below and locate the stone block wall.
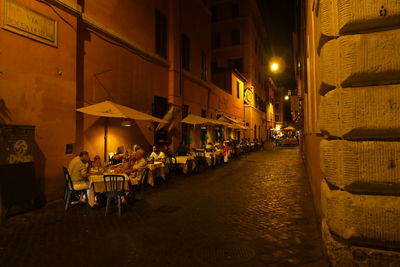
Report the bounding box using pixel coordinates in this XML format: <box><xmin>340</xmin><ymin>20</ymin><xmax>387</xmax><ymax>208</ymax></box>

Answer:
<box><xmin>317</xmin><ymin>0</ymin><xmax>400</xmax><ymax>264</ymax></box>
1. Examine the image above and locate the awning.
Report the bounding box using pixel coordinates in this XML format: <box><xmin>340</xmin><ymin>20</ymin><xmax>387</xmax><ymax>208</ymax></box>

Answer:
<box><xmin>218</xmin><ymin>114</ymin><xmax>243</xmax><ymax>124</ymax></box>
<box><xmin>283</xmin><ymin>126</ymin><xmax>296</xmax><ymax>130</ymax></box>
<box><xmin>181</xmin><ymin>114</ymin><xmax>211</xmax><ymax>125</ymax></box>
<box><xmin>217</xmin><ymin>114</ymin><xmax>248</xmax><ymax>129</ymax></box>
<box><xmin>76</xmin><ymin>100</ymin><xmax>167</xmax><ymax>123</ymax></box>
<box><xmin>181</xmin><ymin>114</ymin><xmax>230</xmax><ymax>126</ymax></box>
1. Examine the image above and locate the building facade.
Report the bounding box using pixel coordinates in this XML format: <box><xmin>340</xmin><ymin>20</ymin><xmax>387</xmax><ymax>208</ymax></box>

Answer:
<box><xmin>295</xmin><ymin>0</ymin><xmax>400</xmax><ymax>264</ymax></box>
<box><xmin>210</xmin><ymin>0</ymin><xmax>269</xmax><ymax>141</ymax></box>
<box><xmin>0</xmin><ymin>0</ymin><xmax>256</xmax><ymax>202</ymax></box>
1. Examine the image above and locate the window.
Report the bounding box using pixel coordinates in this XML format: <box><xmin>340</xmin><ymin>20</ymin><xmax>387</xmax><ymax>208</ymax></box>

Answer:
<box><xmin>255</xmin><ymin>95</ymin><xmax>259</xmax><ymax>109</ymax></box>
<box><xmin>236</xmin><ymin>81</ymin><xmax>240</xmax><ymax>99</ymax></box>
<box><xmin>182</xmin><ymin>105</ymin><xmax>190</xmax><ymax>144</ymax></box>
<box><xmin>182</xmin><ymin>105</ymin><xmax>189</xmax><ymax>119</ymax></box>
<box><xmin>231</xmin><ymin>28</ymin><xmax>240</xmax><ymax>45</ymax></box>
<box><xmin>211</xmin><ymin>62</ymin><xmax>217</xmax><ymax>72</ymax></box>
<box><xmin>229</xmin><ymin>58</ymin><xmax>243</xmax><ymax>73</ymax></box>
<box><xmin>155</xmin><ymin>9</ymin><xmax>167</xmax><ymax>59</ymax></box>
<box><xmin>212</xmin><ymin>32</ymin><xmax>221</xmax><ymax>48</ymax></box>
<box><xmin>201</xmin><ymin>109</ymin><xmax>207</xmax><ymax>118</ymax></box>
<box><xmin>152</xmin><ymin>96</ymin><xmax>168</xmax><ymax>118</ymax></box>
<box><xmin>232</xmin><ymin>4</ymin><xmax>239</xmax><ymax>18</ymax></box>
<box><xmin>211</xmin><ymin>7</ymin><xmax>217</xmax><ymax>21</ymax></box>
<box><xmin>201</xmin><ymin>51</ymin><xmax>207</xmax><ymax>81</ymax></box>
<box><xmin>181</xmin><ymin>34</ymin><xmax>190</xmax><ymax>70</ymax></box>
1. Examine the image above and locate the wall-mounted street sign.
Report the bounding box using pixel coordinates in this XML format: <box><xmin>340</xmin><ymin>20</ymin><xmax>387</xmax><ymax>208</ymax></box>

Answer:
<box><xmin>2</xmin><ymin>0</ymin><xmax>58</xmax><ymax>47</ymax></box>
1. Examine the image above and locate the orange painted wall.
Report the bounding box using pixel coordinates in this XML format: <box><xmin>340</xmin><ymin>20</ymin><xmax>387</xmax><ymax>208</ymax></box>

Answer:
<box><xmin>84</xmin><ymin>0</ymin><xmax>169</xmax><ymax>52</ymax></box>
<box><xmin>80</xmin><ymin>29</ymin><xmax>169</xmax><ymax>157</ymax></box>
<box><xmin>0</xmin><ymin>0</ymin><xmax>78</xmax><ymax>200</ymax></box>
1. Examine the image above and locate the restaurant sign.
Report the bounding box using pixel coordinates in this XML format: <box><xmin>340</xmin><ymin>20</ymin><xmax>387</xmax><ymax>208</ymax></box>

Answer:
<box><xmin>244</xmin><ymin>87</ymin><xmax>254</xmax><ymax>106</ymax></box>
<box><xmin>2</xmin><ymin>0</ymin><xmax>58</xmax><ymax>46</ymax></box>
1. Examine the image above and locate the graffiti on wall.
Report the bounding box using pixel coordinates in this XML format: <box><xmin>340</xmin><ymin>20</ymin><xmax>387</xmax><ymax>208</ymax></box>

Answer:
<box><xmin>7</xmin><ymin>139</ymin><xmax>34</xmax><ymax>164</ymax></box>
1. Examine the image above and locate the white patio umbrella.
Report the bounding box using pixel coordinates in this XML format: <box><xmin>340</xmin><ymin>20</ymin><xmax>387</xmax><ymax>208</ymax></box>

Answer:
<box><xmin>76</xmin><ymin>101</ymin><xmax>167</xmax><ymax>161</ymax></box>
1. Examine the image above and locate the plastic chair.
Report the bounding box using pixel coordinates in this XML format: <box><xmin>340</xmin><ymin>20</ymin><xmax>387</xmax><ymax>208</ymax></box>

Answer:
<box><xmin>194</xmin><ymin>151</ymin><xmax>207</xmax><ymax>172</ymax></box>
<box><xmin>135</xmin><ymin>168</ymin><xmax>149</xmax><ymax>200</ymax></box>
<box><xmin>62</xmin><ymin>166</ymin><xmax>89</xmax><ymax>211</ymax></box>
<box><xmin>165</xmin><ymin>156</ymin><xmax>179</xmax><ymax>177</ymax></box>
<box><xmin>103</xmin><ymin>174</ymin><xmax>125</xmax><ymax>216</ymax></box>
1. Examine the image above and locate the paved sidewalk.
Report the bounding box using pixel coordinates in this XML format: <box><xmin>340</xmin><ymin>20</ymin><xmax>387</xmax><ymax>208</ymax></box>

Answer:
<box><xmin>0</xmin><ymin>146</ymin><xmax>326</xmax><ymax>267</ymax></box>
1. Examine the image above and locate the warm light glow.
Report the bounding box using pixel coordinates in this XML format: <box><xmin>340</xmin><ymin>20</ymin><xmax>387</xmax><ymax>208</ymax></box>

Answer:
<box><xmin>270</xmin><ymin>63</ymin><xmax>279</xmax><ymax>72</ymax></box>
<box><xmin>121</xmin><ymin>119</ymin><xmax>132</xmax><ymax>127</ymax></box>
<box><xmin>275</xmin><ymin>125</ymin><xmax>281</xmax><ymax>131</ymax></box>
<box><xmin>284</xmin><ymin>95</ymin><xmax>289</xmax><ymax>100</ymax></box>
<box><xmin>269</xmin><ymin>57</ymin><xmax>284</xmax><ymax>74</ymax></box>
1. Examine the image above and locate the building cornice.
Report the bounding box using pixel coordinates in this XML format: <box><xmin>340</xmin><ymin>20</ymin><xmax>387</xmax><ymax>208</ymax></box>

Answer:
<box><xmin>40</xmin><ymin>0</ymin><xmax>169</xmax><ymax>68</ymax></box>
<box><xmin>82</xmin><ymin>14</ymin><xmax>169</xmax><ymax>68</ymax></box>
<box><xmin>40</xmin><ymin>0</ymin><xmax>82</xmax><ymax>16</ymax></box>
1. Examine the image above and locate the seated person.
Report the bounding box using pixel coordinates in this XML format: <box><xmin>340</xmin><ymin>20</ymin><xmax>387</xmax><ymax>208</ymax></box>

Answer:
<box><xmin>127</xmin><ymin>149</ymin><xmax>148</xmax><ymax>185</ymax></box>
<box><xmin>176</xmin><ymin>142</ymin><xmax>189</xmax><ymax>156</ymax></box>
<box><xmin>148</xmin><ymin>146</ymin><xmax>163</xmax><ymax>162</ymax></box>
<box><xmin>205</xmin><ymin>140</ymin><xmax>215</xmax><ymax>152</ymax></box>
<box><xmin>161</xmin><ymin>144</ymin><xmax>172</xmax><ymax>158</ymax></box>
<box><xmin>68</xmin><ymin>151</ymin><xmax>91</xmax><ymax>203</ymax></box>
<box><xmin>111</xmin><ymin>146</ymin><xmax>124</xmax><ymax>165</ymax></box>
<box><xmin>121</xmin><ymin>151</ymin><xmax>131</xmax><ymax>168</ymax></box>
<box><xmin>91</xmin><ymin>155</ymin><xmax>102</xmax><ymax>172</ymax></box>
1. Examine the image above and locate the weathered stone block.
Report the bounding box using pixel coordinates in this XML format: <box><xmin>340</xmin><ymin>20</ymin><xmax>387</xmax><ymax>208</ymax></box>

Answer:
<box><xmin>319</xmin><ymin>30</ymin><xmax>400</xmax><ymax>95</ymax></box>
<box><xmin>319</xmin><ymin>85</ymin><xmax>400</xmax><ymax>138</ymax></box>
<box><xmin>321</xmin><ymin>180</ymin><xmax>400</xmax><ymax>246</ymax></box>
<box><xmin>338</xmin><ymin>0</ymin><xmax>400</xmax><ymax>35</ymax></box>
<box><xmin>319</xmin><ymin>39</ymin><xmax>338</xmax><ymax>95</ymax></box>
<box><xmin>322</xmin><ymin>219</ymin><xmax>400</xmax><ymax>266</ymax></box>
<box><xmin>317</xmin><ymin>0</ymin><xmax>400</xmax><ymax>38</ymax></box>
<box><xmin>320</xmin><ymin>140</ymin><xmax>400</xmax><ymax>194</ymax></box>
<box><xmin>317</xmin><ymin>0</ymin><xmax>338</xmax><ymax>51</ymax></box>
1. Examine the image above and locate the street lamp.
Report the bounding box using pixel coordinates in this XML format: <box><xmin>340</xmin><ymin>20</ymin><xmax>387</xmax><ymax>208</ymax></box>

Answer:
<box><xmin>284</xmin><ymin>95</ymin><xmax>289</xmax><ymax>101</ymax></box>
<box><xmin>270</xmin><ymin>63</ymin><xmax>279</xmax><ymax>73</ymax></box>
<box><xmin>269</xmin><ymin>57</ymin><xmax>284</xmax><ymax>74</ymax></box>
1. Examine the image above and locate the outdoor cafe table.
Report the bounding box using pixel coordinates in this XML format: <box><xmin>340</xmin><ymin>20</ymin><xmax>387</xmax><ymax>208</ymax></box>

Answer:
<box><xmin>147</xmin><ymin>161</ymin><xmax>166</xmax><ymax>187</ymax></box>
<box><xmin>175</xmin><ymin>155</ymin><xmax>196</xmax><ymax>174</ymax></box>
<box><xmin>88</xmin><ymin>173</ymin><xmax>129</xmax><ymax>207</ymax></box>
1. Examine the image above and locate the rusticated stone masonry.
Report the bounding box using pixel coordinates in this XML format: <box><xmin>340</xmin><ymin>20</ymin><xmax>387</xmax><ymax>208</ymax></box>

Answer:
<box><xmin>317</xmin><ymin>0</ymin><xmax>400</xmax><ymax>265</ymax></box>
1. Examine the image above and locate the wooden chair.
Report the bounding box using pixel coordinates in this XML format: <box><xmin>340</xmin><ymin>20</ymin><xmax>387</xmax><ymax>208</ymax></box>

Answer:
<box><xmin>62</xmin><ymin>166</ymin><xmax>89</xmax><ymax>211</ymax></box>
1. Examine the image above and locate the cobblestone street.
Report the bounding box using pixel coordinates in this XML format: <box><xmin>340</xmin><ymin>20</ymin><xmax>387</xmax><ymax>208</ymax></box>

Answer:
<box><xmin>0</xmin><ymin>146</ymin><xmax>326</xmax><ymax>267</ymax></box>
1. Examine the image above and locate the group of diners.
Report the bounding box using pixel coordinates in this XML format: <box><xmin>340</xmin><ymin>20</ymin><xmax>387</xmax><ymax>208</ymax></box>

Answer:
<box><xmin>66</xmin><ymin>138</ymin><xmax>264</xmax><ymax>208</ymax></box>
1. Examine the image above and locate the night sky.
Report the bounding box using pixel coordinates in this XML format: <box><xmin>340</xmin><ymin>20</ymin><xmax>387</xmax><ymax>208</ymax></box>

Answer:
<box><xmin>259</xmin><ymin>0</ymin><xmax>297</xmax><ymax>90</ymax></box>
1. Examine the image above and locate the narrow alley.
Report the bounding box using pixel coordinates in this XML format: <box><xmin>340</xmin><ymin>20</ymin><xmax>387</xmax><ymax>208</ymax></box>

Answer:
<box><xmin>0</xmin><ymin>146</ymin><xmax>326</xmax><ymax>267</ymax></box>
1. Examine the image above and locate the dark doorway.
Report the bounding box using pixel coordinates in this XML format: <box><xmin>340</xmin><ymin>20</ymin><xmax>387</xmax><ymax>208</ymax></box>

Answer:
<box><xmin>153</xmin><ymin>96</ymin><xmax>168</xmax><ymax>145</ymax></box>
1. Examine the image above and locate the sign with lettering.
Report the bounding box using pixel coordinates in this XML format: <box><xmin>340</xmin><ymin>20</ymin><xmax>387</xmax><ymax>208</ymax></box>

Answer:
<box><xmin>2</xmin><ymin>0</ymin><xmax>57</xmax><ymax>46</ymax></box>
